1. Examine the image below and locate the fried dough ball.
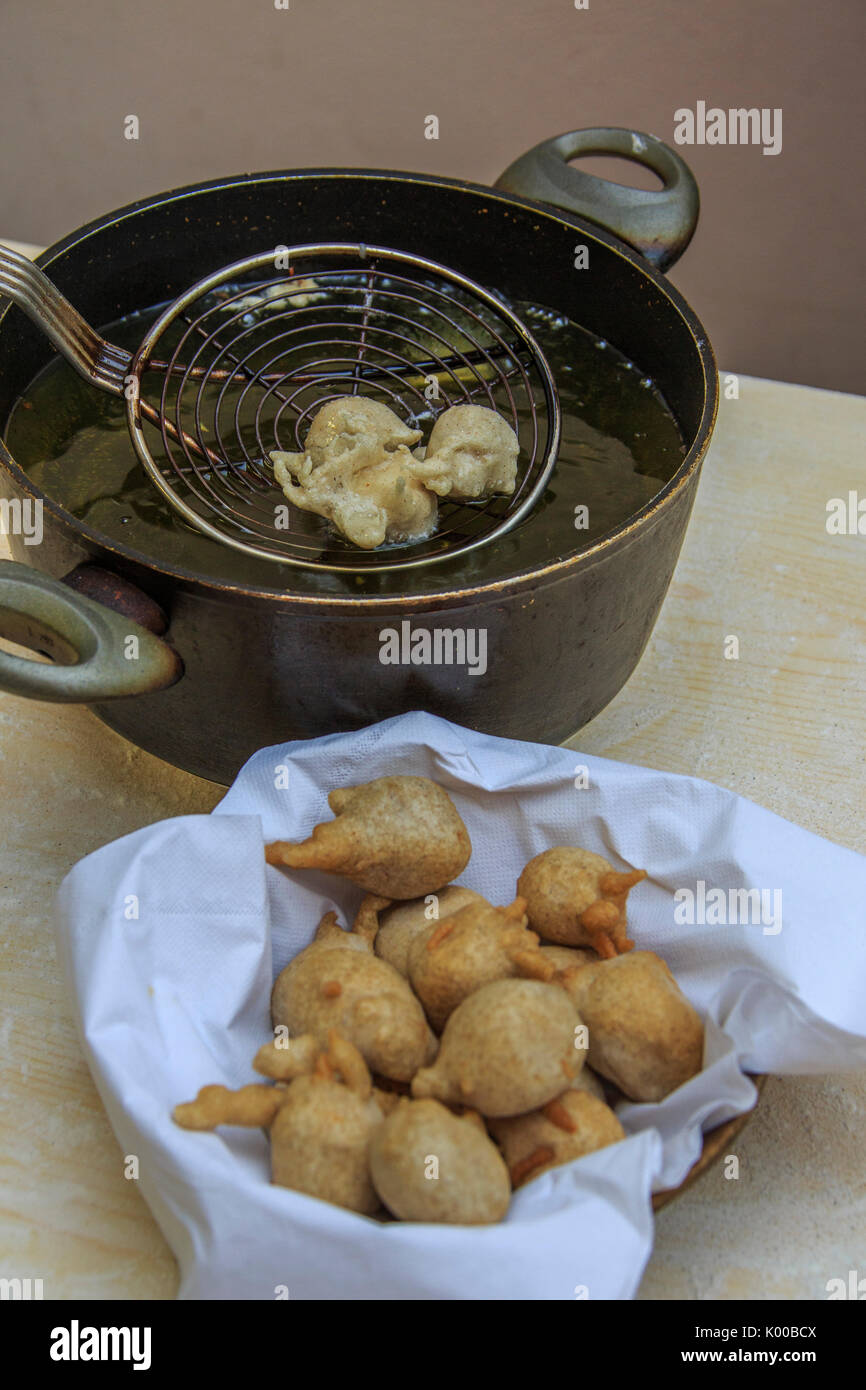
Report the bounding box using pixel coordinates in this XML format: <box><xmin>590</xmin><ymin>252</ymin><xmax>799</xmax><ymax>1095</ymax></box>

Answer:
<box><xmin>221</xmin><ymin>277</ymin><xmax>323</xmax><ymax>313</ymax></box>
<box><xmin>273</xmin><ymin>448</ymin><xmax>437</xmax><ymax>549</ymax></box>
<box><xmin>303</xmin><ymin>397</ymin><xmax>422</xmax><ymax>470</ymax></box>
<box><xmin>270</xmin><ymin>397</ymin><xmax>436</xmax><ymax>549</ymax></box>
<box><xmin>488</xmin><ymin>1090</ymin><xmax>626</xmax><ymax>1188</ymax></box>
<box><xmin>269</xmin><ymin>1071</ymin><xmax>383</xmax><ymax>1213</ymax></box>
<box><xmin>411</xmin><ymin>979</ymin><xmax>583</xmax><ymax>1117</ymax></box>
<box><xmin>270</xmin><ymin>913</ymin><xmax>437</xmax><ymax>1082</ymax></box>
<box><xmin>518</xmin><ymin>847</ymin><xmax>646</xmax><ymax>958</ymax></box>
<box><xmin>266</xmin><ymin>775</ymin><xmax>472</xmax><ymax>899</ymax></box>
<box><xmin>410</xmin><ymin>404</ymin><xmax>520</xmax><ymax>500</ymax></box>
<box><xmin>173</xmin><ymin>1032</ymin><xmax>385</xmax><ymax>1215</ymax></box>
<box><xmin>559</xmin><ymin>951</ymin><xmax>704</xmax><ymax>1102</ymax></box>
<box><xmin>369</xmin><ymin>1098</ymin><xmax>511</xmax><ymax>1224</ymax></box>
<box><xmin>374</xmin><ymin>885</ymin><xmax>488</xmax><ymax>977</ymax></box>
<box><xmin>407</xmin><ymin>897</ymin><xmax>554</xmax><ymax>1031</ymax></box>
<box><xmin>173</xmin><ymin>1028</ymin><xmax>373</xmax><ymax>1130</ymax></box>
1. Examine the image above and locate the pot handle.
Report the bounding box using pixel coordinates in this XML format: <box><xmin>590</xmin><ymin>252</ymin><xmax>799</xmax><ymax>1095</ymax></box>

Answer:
<box><xmin>0</xmin><ymin>560</ymin><xmax>183</xmax><ymax>702</ymax></box>
<box><xmin>494</xmin><ymin>127</ymin><xmax>699</xmax><ymax>272</ymax></box>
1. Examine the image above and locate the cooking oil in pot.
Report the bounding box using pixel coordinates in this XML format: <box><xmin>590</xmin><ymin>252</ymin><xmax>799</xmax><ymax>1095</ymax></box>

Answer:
<box><xmin>5</xmin><ymin>298</ymin><xmax>685</xmax><ymax>596</ymax></box>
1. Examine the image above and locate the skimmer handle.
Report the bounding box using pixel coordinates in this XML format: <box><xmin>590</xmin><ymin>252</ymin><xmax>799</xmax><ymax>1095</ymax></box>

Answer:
<box><xmin>0</xmin><ymin>244</ymin><xmax>131</xmax><ymax>394</ymax></box>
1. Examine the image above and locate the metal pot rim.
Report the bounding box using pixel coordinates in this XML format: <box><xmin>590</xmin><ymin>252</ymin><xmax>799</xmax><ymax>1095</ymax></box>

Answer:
<box><xmin>0</xmin><ymin>166</ymin><xmax>719</xmax><ymax>612</ymax></box>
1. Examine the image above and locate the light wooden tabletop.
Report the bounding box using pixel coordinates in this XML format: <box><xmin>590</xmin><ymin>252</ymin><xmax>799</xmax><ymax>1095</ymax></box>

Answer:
<box><xmin>1</xmin><ymin>236</ymin><xmax>863</xmax><ymax>1298</ymax></box>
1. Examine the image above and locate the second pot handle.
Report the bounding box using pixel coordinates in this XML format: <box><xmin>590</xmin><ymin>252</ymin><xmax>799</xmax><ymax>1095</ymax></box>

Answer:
<box><xmin>494</xmin><ymin>127</ymin><xmax>699</xmax><ymax>272</ymax></box>
<box><xmin>0</xmin><ymin>560</ymin><xmax>183</xmax><ymax>703</ymax></box>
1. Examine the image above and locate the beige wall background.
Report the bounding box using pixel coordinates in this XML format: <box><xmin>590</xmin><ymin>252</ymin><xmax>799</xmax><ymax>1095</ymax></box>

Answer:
<box><xmin>1</xmin><ymin>0</ymin><xmax>862</xmax><ymax>393</ymax></box>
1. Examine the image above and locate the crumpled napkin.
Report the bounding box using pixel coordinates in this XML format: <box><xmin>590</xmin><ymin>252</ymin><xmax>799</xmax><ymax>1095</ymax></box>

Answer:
<box><xmin>55</xmin><ymin>711</ymin><xmax>866</xmax><ymax>1300</ymax></box>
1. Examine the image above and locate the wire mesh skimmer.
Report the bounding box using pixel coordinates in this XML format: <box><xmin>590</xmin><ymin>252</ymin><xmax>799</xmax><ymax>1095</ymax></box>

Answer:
<box><xmin>0</xmin><ymin>242</ymin><xmax>561</xmax><ymax>574</ymax></box>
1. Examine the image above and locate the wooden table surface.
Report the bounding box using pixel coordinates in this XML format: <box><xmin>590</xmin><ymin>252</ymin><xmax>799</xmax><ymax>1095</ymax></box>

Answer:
<box><xmin>1</xmin><ymin>241</ymin><xmax>864</xmax><ymax>1300</ymax></box>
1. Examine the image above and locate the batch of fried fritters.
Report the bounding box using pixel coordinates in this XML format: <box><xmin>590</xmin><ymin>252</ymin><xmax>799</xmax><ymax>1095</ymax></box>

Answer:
<box><xmin>173</xmin><ymin>776</ymin><xmax>704</xmax><ymax>1224</ymax></box>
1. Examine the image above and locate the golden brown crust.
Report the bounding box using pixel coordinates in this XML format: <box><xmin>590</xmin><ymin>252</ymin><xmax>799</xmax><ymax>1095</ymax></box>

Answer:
<box><xmin>562</xmin><ymin>951</ymin><xmax>704</xmax><ymax>1102</ymax></box>
<box><xmin>313</xmin><ymin>1052</ymin><xmax>335</xmax><ymax>1080</ymax></box>
<box><xmin>490</xmin><ymin>1091</ymin><xmax>626</xmax><ymax>1188</ymax></box>
<box><xmin>269</xmin><ymin>1073</ymin><xmax>384</xmax><ymax>1214</ymax></box>
<box><xmin>509</xmin><ymin>948</ymin><xmax>556</xmax><ymax>981</ymax></box>
<box><xmin>407</xmin><ymin>898</ymin><xmax>554</xmax><ymax>1032</ymax></box>
<box><xmin>173</xmin><ymin>1083</ymin><xmax>286</xmax><ymax>1131</ymax></box>
<box><xmin>518</xmin><ymin>847</ymin><xmax>645</xmax><ymax>956</ymax></box>
<box><xmin>426</xmin><ymin>920</ymin><xmax>456</xmax><ymax>951</ymax></box>
<box><xmin>265</xmin><ymin>776</ymin><xmax>471</xmax><ymax>899</ymax></box>
<box><xmin>411</xmin><ymin>979</ymin><xmax>583</xmax><ymax>1117</ymax></box>
<box><xmin>541</xmin><ymin>944</ymin><xmax>599</xmax><ymax>970</ymax></box>
<box><xmin>508</xmin><ymin>1145</ymin><xmax>556</xmax><ymax>1187</ymax></box>
<box><xmin>374</xmin><ymin>886</ymin><xmax>488</xmax><ymax>976</ymax></box>
<box><xmin>542</xmin><ymin>1097</ymin><xmax>578</xmax><ymax>1133</ymax></box>
<box><xmin>313</xmin><ymin>910</ymin><xmax>368</xmax><ymax>950</ymax></box>
<box><xmin>271</xmin><ymin>922</ymin><xmax>437</xmax><ymax>1083</ymax></box>
<box><xmin>369</xmin><ymin>1098</ymin><xmax>511</xmax><ymax>1223</ymax></box>
<box><xmin>175</xmin><ymin>1028</ymin><xmax>386</xmax><ymax>1214</ymax></box>
<box><xmin>252</xmin><ymin>1033</ymin><xmax>318</xmax><ymax>1082</ymax></box>
<box><xmin>352</xmin><ymin>894</ymin><xmax>393</xmax><ymax>945</ymax></box>
<box><xmin>325</xmin><ymin>1029</ymin><xmax>373</xmax><ymax>1099</ymax></box>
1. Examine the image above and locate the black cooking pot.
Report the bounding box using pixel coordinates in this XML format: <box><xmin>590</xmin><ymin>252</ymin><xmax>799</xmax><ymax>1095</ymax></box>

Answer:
<box><xmin>0</xmin><ymin>129</ymin><xmax>717</xmax><ymax>784</ymax></box>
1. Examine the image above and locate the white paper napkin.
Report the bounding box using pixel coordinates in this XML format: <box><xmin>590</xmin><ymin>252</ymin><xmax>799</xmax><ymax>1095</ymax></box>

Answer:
<box><xmin>55</xmin><ymin>710</ymin><xmax>866</xmax><ymax>1300</ymax></box>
